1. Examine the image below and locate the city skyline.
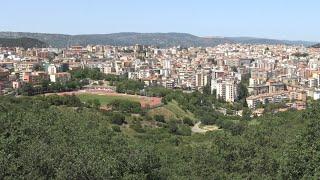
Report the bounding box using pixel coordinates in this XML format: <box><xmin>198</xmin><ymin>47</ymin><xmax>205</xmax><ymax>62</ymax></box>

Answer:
<box><xmin>1</xmin><ymin>0</ymin><xmax>320</xmax><ymax>41</ymax></box>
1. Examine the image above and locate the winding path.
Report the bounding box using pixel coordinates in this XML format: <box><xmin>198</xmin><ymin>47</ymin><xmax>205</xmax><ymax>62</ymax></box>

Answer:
<box><xmin>191</xmin><ymin>122</ymin><xmax>207</xmax><ymax>133</ymax></box>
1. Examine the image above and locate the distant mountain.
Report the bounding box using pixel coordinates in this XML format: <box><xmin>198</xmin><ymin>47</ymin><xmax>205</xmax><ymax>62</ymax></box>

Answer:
<box><xmin>0</xmin><ymin>32</ymin><xmax>317</xmax><ymax>48</ymax></box>
<box><xmin>0</xmin><ymin>32</ymin><xmax>69</xmax><ymax>48</ymax></box>
<box><xmin>310</xmin><ymin>43</ymin><xmax>320</xmax><ymax>48</ymax></box>
<box><xmin>0</xmin><ymin>37</ymin><xmax>47</xmax><ymax>49</ymax></box>
<box><xmin>226</xmin><ymin>37</ymin><xmax>317</xmax><ymax>47</ymax></box>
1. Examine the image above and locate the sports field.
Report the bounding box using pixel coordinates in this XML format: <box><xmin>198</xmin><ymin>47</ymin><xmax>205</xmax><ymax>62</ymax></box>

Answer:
<box><xmin>77</xmin><ymin>93</ymin><xmax>140</xmax><ymax>105</ymax></box>
<box><xmin>47</xmin><ymin>89</ymin><xmax>162</xmax><ymax>109</ymax></box>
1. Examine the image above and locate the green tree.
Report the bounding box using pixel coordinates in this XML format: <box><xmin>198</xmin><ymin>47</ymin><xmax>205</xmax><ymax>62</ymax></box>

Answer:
<box><xmin>154</xmin><ymin>115</ymin><xmax>165</xmax><ymax>123</ymax></box>
<box><xmin>110</xmin><ymin>113</ymin><xmax>126</xmax><ymax>125</ymax></box>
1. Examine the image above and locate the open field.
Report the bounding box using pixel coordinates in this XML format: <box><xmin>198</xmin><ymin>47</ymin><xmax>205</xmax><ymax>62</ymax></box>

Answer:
<box><xmin>46</xmin><ymin>90</ymin><xmax>162</xmax><ymax>109</ymax></box>
<box><xmin>77</xmin><ymin>93</ymin><xmax>140</xmax><ymax>105</ymax></box>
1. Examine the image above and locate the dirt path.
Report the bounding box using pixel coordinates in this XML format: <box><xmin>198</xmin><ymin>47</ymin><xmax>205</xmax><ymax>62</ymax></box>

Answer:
<box><xmin>191</xmin><ymin>122</ymin><xmax>208</xmax><ymax>133</ymax></box>
<box><xmin>191</xmin><ymin>122</ymin><xmax>220</xmax><ymax>133</ymax></box>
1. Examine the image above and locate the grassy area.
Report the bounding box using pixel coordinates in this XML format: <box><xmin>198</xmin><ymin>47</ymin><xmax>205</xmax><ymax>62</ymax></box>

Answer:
<box><xmin>147</xmin><ymin>100</ymin><xmax>196</xmax><ymax>121</ymax></box>
<box><xmin>248</xmin><ymin>119</ymin><xmax>260</xmax><ymax>125</ymax></box>
<box><xmin>77</xmin><ymin>93</ymin><xmax>140</xmax><ymax>105</ymax></box>
<box><xmin>164</xmin><ymin>101</ymin><xmax>195</xmax><ymax>120</ymax></box>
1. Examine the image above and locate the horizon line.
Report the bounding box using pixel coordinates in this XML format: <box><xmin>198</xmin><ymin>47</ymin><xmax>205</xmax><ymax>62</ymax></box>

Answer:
<box><xmin>0</xmin><ymin>30</ymin><xmax>318</xmax><ymax>43</ymax></box>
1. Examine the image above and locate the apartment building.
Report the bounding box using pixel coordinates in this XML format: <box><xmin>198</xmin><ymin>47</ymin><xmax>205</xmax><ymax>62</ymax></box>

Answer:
<box><xmin>216</xmin><ymin>80</ymin><xmax>238</xmax><ymax>102</ymax></box>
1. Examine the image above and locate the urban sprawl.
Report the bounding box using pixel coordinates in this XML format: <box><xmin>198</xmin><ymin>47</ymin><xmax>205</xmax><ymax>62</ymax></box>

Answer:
<box><xmin>1</xmin><ymin>43</ymin><xmax>320</xmax><ymax>116</ymax></box>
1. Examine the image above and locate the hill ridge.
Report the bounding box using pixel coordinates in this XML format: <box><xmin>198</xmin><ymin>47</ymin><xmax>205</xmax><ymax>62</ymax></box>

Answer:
<box><xmin>0</xmin><ymin>31</ymin><xmax>317</xmax><ymax>48</ymax></box>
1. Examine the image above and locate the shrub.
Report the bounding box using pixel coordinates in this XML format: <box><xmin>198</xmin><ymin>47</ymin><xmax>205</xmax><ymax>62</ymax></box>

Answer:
<box><xmin>131</xmin><ymin>121</ymin><xmax>145</xmax><ymax>133</ymax></box>
<box><xmin>109</xmin><ymin>99</ymin><xmax>142</xmax><ymax>114</ymax></box>
<box><xmin>110</xmin><ymin>113</ymin><xmax>126</xmax><ymax>125</ymax></box>
<box><xmin>168</xmin><ymin>120</ymin><xmax>191</xmax><ymax>136</ymax></box>
<box><xmin>168</xmin><ymin>120</ymin><xmax>178</xmax><ymax>134</ymax></box>
<box><xmin>112</xmin><ymin>125</ymin><xmax>121</xmax><ymax>132</ymax></box>
<box><xmin>183</xmin><ymin>117</ymin><xmax>194</xmax><ymax>126</ymax></box>
<box><xmin>154</xmin><ymin>115</ymin><xmax>165</xmax><ymax>123</ymax></box>
<box><xmin>176</xmin><ymin>124</ymin><xmax>192</xmax><ymax>136</ymax></box>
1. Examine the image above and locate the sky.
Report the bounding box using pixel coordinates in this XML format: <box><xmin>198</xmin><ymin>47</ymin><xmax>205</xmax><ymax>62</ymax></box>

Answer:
<box><xmin>1</xmin><ymin>0</ymin><xmax>319</xmax><ymax>41</ymax></box>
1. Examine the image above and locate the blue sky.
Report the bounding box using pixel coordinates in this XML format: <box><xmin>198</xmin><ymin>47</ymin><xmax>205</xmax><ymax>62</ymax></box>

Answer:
<box><xmin>1</xmin><ymin>0</ymin><xmax>319</xmax><ymax>41</ymax></box>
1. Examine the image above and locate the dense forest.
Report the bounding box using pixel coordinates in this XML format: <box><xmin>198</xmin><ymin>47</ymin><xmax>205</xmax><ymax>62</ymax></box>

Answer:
<box><xmin>1</xmin><ymin>93</ymin><xmax>320</xmax><ymax>179</ymax></box>
<box><xmin>3</xmin><ymin>68</ymin><xmax>319</xmax><ymax>179</ymax></box>
<box><xmin>0</xmin><ymin>37</ymin><xmax>47</xmax><ymax>49</ymax></box>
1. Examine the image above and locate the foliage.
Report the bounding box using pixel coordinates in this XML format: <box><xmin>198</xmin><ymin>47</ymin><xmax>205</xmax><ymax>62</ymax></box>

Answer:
<box><xmin>183</xmin><ymin>117</ymin><xmax>194</xmax><ymax>126</ymax></box>
<box><xmin>292</xmin><ymin>52</ymin><xmax>309</xmax><ymax>57</ymax></box>
<box><xmin>109</xmin><ymin>112</ymin><xmax>126</xmax><ymax>125</ymax></box>
<box><xmin>167</xmin><ymin>120</ymin><xmax>191</xmax><ymax>136</ymax></box>
<box><xmin>115</xmin><ymin>79</ymin><xmax>144</xmax><ymax>94</ymax></box>
<box><xmin>202</xmin><ymin>84</ymin><xmax>212</xmax><ymax>96</ymax></box>
<box><xmin>1</xmin><ymin>96</ymin><xmax>320</xmax><ymax>178</ymax></box>
<box><xmin>85</xmin><ymin>98</ymin><xmax>101</xmax><ymax>109</ymax></box>
<box><xmin>70</xmin><ymin>68</ymin><xmax>105</xmax><ymax>80</ymax></box>
<box><xmin>112</xmin><ymin>125</ymin><xmax>121</xmax><ymax>132</ymax></box>
<box><xmin>18</xmin><ymin>80</ymin><xmax>86</xmax><ymax>96</ymax></box>
<box><xmin>0</xmin><ymin>96</ymin><xmax>163</xmax><ymax>179</ymax></box>
<box><xmin>0</xmin><ymin>37</ymin><xmax>47</xmax><ymax>49</ymax></box>
<box><xmin>109</xmin><ymin>99</ymin><xmax>142</xmax><ymax>114</ymax></box>
<box><xmin>154</xmin><ymin>115</ymin><xmax>165</xmax><ymax>123</ymax></box>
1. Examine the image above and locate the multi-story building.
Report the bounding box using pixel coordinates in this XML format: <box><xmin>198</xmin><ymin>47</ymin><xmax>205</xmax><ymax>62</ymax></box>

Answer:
<box><xmin>216</xmin><ymin>80</ymin><xmax>238</xmax><ymax>102</ymax></box>
<box><xmin>50</xmin><ymin>72</ymin><xmax>71</xmax><ymax>83</ymax></box>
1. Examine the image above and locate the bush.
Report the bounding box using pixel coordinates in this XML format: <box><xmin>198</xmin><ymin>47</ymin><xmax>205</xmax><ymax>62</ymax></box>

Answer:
<box><xmin>112</xmin><ymin>125</ymin><xmax>121</xmax><ymax>132</ymax></box>
<box><xmin>229</xmin><ymin>122</ymin><xmax>246</xmax><ymax>136</ymax></box>
<box><xmin>109</xmin><ymin>99</ymin><xmax>142</xmax><ymax>114</ymax></box>
<box><xmin>201</xmin><ymin>116</ymin><xmax>216</xmax><ymax>125</ymax></box>
<box><xmin>183</xmin><ymin>117</ymin><xmax>194</xmax><ymax>126</ymax></box>
<box><xmin>110</xmin><ymin>113</ymin><xmax>126</xmax><ymax>125</ymax></box>
<box><xmin>176</xmin><ymin>124</ymin><xmax>192</xmax><ymax>136</ymax></box>
<box><xmin>168</xmin><ymin>120</ymin><xmax>178</xmax><ymax>134</ymax></box>
<box><xmin>154</xmin><ymin>115</ymin><xmax>165</xmax><ymax>123</ymax></box>
<box><xmin>86</xmin><ymin>99</ymin><xmax>101</xmax><ymax>109</ymax></box>
<box><xmin>168</xmin><ymin>121</ymin><xmax>191</xmax><ymax>136</ymax></box>
<box><xmin>131</xmin><ymin>121</ymin><xmax>145</xmax><ymax>133</ymax></box>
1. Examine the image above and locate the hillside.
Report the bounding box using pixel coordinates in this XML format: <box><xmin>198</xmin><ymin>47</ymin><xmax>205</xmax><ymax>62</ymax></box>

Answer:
<box><xmin>310</xmin><ymin>43</ymin><xmax>320</xmax><ymax>48</ymax></box>
<box><xmin>0</xmin><ymin>37</ymin><xmax>47</xmax><ymax>49</ymax></box>
<box><xmin>0</xmin><ymin>32</ymin><xmax>69</xmax><ymax>48</ymax></box>
<box><xmin>147</xmin><ymin>100</ymin><xmax>196</xmax><ymax>121</ymax></box>
<box><xmin>227</xmin><ymin>37</ymin><xmax>316</xmax><ymax>46</ymax></box>
<box><xmin>1</xmin><ymin>93</ymin><xmax>320</xmax><ymax>178</ymax></box>
<box><xmin>0</xmin><ymin>31</ymin><xmax>317</xmax><ymax>48</ymax></box>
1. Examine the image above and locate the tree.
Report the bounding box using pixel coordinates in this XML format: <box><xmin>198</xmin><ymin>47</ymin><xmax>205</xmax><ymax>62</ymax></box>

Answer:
<box><xmin>112</xmin><ymin>125</ymin><xmax>121</xmax><ymax>132</ymax></box>
<box><xmin>203</xmin><ymin>84</ymin><xmax>211</xmax><ymax>95</ymax></box>
<box><xmin>176</xmin><ymin>124</ymin><xmax>191</xmax><ymax>136</ymax></box>
<box><xmin>238</xmin><ymin>83</ymin><xmax>248</xmax><ymax>100</ymax></box>
<box><xmin>231</xmin><ymin>66</ymin><xmax>238</xmax><ymax>72</ymax></box>
<box><xmin>183</xmin><ymin>117</ymin><xmax>194</xmax><ymax>126</ymax></box>
<box><xmin>86</xmin><ymin>99</ymin><xmax>101</xmax><ymax>109</ymax></box>
<box><xmin>242</xmin><ymin>108</ymin><xmax>251</xmax><ymax>120</ymax></box>
<box><xmin>109</xmin><ymin>99</ymin><xmax>142</xmax><ymax>114</ymax></box>
<box><xmin>33</xmin><ymin>63</ymin><xmax>45</xmax><ymax>71</ymax></box>
<box><xmin>110</xmin><ymin>113</ymin><xmax>126</xmax><ymax>125</ymax></box>
<box><xmin>21</xmin><ymin>83</ymin><xmax>35</xmax><ymax>96</ymax></box>
<box><xmin>154</xmin><ymin>115</ymin><xmax>165</xmax><ymax>123</ymax></box>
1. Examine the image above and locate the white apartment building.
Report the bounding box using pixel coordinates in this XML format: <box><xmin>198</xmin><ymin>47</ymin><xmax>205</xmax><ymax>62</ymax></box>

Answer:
<box><xmin>216</xmin><ymin>82</ymin><xmax>226</xmax><ymax>100</ymax></box>
<box><xmin>216</xmin><ymin>80</ymin><xmax>238</xmax><ymax>102</ymax></box>
<box><xmin>47</xmin><ymin>64</ymin><xmax>57</xmax><ymax>75</ymax></box>
<box><xmin>195</xmin><ymin>72</ymin><xmax>208</xmax><ymax>87</ymax></box>
<box><xmin>225</xmin><ymin>82</ymin><xmax>238</xmax><ymax>102</ymax></box>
